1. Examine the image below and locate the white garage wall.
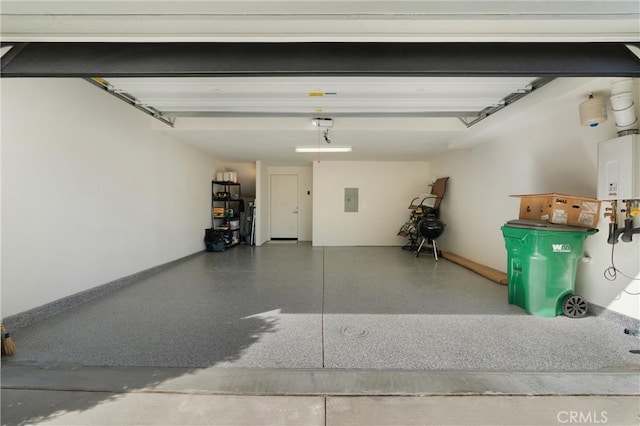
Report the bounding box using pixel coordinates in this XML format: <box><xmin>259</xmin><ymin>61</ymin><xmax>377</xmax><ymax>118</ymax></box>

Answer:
<box><xmin>255</xmin><ymin>160</ymin><xmax>270</xmax><ymax>246</ymax></box>
<box><xmin>1</xmin><ymin>78</ymin><xmax>217</xmax><ymax>317</ymax></box>
<box><xmin>430</xmin><ymin>77</ymin><xmax>640</xmax><ymax>320</ymax></box>
<box><xmin>313</xmin><ymin>161</ymin><xmax>430</xmax><ymax>246</ymax></box>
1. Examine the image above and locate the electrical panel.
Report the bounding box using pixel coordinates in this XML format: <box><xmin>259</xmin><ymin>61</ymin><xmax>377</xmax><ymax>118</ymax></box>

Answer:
<box><xmin>597</xmin><ymin>134</ymin><xmax>640</xmax><ymax>200</ymax></box>
<box><xmin>344</xmin><ymin>188</ymin><xmax>359</xmax><ymax>212</ymax></box>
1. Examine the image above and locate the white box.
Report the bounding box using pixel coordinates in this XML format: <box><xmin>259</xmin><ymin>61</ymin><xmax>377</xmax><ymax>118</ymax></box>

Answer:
<box><xmin>597</xmin><ymin>134</ymin><xmax>640</xmax><ymax>200</ymax></box>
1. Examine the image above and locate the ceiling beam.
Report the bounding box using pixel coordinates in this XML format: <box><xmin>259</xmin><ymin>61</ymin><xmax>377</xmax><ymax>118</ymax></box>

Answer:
<box><xmin>1</xmin><ymin>42</ymin><xmax>639</xmax><ymax>78</ymax></box>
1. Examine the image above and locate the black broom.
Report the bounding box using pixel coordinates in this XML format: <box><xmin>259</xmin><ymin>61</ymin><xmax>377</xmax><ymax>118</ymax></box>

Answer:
<box><xmin>1</xmin><ymin>323</ymin><xmax>16</xmax><ymax>356</ymax></box>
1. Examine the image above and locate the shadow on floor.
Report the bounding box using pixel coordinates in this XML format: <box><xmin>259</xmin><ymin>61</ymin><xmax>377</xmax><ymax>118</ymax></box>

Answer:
<box><xmin>1</xmin><ymin>313</ymin><xmax>276</xmax><ymax>426</ymax></box>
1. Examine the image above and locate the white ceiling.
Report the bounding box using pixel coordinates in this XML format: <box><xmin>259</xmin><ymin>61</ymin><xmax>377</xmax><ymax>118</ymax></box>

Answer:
<box><xmin>2</xmin><ymin>1</ymin><xmax>637</xmax><ymax>165</ymax></box>
<box><xmin>160</xmin><ymin>116</ymin><xmax>467</xmax><ymax>164</ymax></box>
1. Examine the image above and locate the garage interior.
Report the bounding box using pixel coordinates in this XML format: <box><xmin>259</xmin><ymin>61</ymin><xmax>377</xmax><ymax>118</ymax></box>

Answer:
<box><xmin>2</xmin><ymin>2</ymin><xmax>640</xmax><ymax>425</ymax></box>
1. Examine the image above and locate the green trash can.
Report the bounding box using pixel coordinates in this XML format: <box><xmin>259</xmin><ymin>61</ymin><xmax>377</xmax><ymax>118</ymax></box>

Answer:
<box><xmin>501</xmin><ymin>220</ymin><xmax>597</xmax><ymax>318</ymax></box>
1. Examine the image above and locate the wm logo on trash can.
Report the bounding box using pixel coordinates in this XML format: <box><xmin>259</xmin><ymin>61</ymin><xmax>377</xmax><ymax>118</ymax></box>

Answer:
<box><xmin>552</xmin><ymin>244</ymin><xmax>571</xmax><ymax>253</ymax></box>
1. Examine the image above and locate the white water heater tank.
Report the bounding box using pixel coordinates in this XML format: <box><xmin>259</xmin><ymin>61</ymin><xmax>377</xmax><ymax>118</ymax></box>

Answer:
<box><xmin>597</xmin><ymin>134</ymin><xmax>640</xmax><ymax>200</ymax></box>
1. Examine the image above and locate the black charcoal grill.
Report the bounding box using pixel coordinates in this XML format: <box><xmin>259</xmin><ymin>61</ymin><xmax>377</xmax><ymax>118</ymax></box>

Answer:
<box><xmin>414</xmin><ymin>216</ymin><xmax>446</xmax><ymax>260</ymax></box>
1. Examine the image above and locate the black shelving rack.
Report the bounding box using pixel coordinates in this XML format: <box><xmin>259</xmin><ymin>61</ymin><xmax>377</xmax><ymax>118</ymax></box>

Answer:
<box><xmin>212</xmin><ymin>181</ymin><xmax>242</xmax><ymax>248</ymax></box>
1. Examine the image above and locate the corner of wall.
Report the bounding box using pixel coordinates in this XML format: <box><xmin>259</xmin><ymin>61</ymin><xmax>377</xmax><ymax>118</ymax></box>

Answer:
<box><xmin>254</xmin><ymin>160</ymin><xmax>270</xmax><ymax>246</ymax></box>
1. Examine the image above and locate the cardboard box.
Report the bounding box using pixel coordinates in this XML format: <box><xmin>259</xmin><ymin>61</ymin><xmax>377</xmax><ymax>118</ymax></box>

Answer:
<box><xmin>212</xmin><ymin>207</ymin><xmax>225</xmax><ymax>218</ymax></box>
<box><xmin>511</xmin><ymin>193</ymin><xmax>601</xmax><ymax>228</ymax></box>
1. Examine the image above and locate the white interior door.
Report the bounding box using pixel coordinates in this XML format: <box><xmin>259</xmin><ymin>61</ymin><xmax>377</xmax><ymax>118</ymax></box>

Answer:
<box><xmin>270</xmin><ymin>174</ymin><xmax>299</xmax><ymax>239</ymax></box>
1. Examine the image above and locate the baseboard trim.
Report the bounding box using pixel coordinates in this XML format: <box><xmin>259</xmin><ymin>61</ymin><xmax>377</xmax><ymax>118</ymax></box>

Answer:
<box><xmin>3</xmin><ymin>250</ymin><xmax>204</xmax><ymax>331</ymax></box>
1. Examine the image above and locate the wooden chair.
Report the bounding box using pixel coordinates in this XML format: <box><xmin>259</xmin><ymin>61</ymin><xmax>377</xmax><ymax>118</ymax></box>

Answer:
<box><xmin>423</xmin><ymin>177</ymin><xmax>449</xmax><ymax>219</ymax></box>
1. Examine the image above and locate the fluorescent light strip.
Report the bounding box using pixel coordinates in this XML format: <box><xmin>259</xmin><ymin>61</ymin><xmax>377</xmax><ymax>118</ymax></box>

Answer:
<box><xmin>295</xmin><ymin>146</ymin><xmax>352</xmax><ymax>153</ymax></box>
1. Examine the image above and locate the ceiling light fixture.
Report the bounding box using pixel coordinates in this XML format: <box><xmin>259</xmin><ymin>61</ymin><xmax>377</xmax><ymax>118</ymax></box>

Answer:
<box><xmin>295</xmin><ymin>146</ymin><xmax>352</xmax><ymax>153</ymax></box>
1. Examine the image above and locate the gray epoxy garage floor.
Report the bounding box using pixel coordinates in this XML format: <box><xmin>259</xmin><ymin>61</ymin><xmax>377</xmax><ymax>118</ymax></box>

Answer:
<box><xmin>2</xmin><ymin>244</ymin><xmax>640</xmax><ymax>426</ymax></box>
<box><xmin>3</xmin><ymin>244</ymin><xmax>638</xmax><ymax>370</ymax></box>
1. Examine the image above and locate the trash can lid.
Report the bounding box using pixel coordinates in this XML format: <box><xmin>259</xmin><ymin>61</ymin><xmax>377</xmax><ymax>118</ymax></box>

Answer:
<box><xmin>503</xmin><ymin>219</ymin><xmax>596</xmax><ymax>232</ymax></box>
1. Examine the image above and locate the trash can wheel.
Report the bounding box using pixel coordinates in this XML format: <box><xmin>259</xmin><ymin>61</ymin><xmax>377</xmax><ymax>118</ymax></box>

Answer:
<box><xmin>562</xmin><ymin>294</ymin><xmax>588</xmax><ymax>318</ymax></box>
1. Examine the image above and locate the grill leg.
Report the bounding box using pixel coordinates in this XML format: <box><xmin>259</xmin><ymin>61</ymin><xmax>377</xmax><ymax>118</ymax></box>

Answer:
<box><xmin>432</xmin><ymin>239</ymin><xmax>439</xmax><ymax>261</ymax></box>
<box><xmin>415</xmin><ymin>238</ymin><xmax>426</xmax><ymax>257</ymax></box>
